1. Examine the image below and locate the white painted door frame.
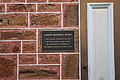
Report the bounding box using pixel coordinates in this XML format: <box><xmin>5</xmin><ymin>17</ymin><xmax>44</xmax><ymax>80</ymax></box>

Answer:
<box><xmin>87</xmin><ymin>3</ymin><xmax>115</xmax><ymax>80</ymax></box>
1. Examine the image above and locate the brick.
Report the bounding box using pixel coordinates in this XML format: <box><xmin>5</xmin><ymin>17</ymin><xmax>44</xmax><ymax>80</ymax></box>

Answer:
<box><xmin>38</xmin><ymin>30</ymin><xmax>42</xmax><ymax>53</ymax></box>
<box><xmin>63</xmin><ymin>4</ymin><xmax>79</xmax><ymax>27</ymax></box>
<box><xmin>49</xmin><ymin>0</ymin><xmax>78</xmax><ymax>2</ymax></box>
<box><xmin>19</xmin><ymin>54</ymin><xmax>36</xmax><ymax>64</ymax></box>
<box><xmin>62</xmin><ymin>54</ymin><xmax>79</xmax><ymax>79</ymax></box>
<box><xmin>38</xmin><ymin>4</ymin><xmax>61</xmax><ymax>12</ymax></box>
<box><xmin>0</xmin><ymin>0</ymin><xmax>25</xmax><ymax>3</ymax></box>
<box><xmin>22</xmin><ymin>41</ymin><xmax>36</xmax><ymax>53</ymax></box>
<box><xmin>0</xmin><ymin>42</ymin><xmax>21</xmax><ymax>53</ymax></box>
<box><xmin>75</xmin><ymin>30</ymin><xmax>79</xmax><ymax>52</ymax></box>
<box><xmin>0</xmin><ymin>29</ymin><xmax>36</xmax><ymax>40</ymax></box>
<box><xmin>7</xmin><ymin>4</ymin><xmax>36</xmax><ymax>12</ymax></box>
<box><xmin>0</xmin><ymin>55</ymin><xmax>17</xmax><ymax>80</ymax></box>
<box><xmin>38</xmin><ymin>54</ymin><xmax>60</xmax><ymax>64</ymax></box>
<box><xmin>27</xmin><ymin>0</ymin><xmax>46</xmax><ymax>2</ymax></box>
<box><xmin>19</xmin><ymin>66</ymin><xmax>60</xmax><ymax>79</ymax></box>
<box><xmin>0</xmin><ymin>14</ymin><xmax>28</xmax><ymax>28</ymax></box>
<box><xmin>0</xmin><ymin>4</ymin><xmax>5</xmax><ymax>13</ymax></box>
<box><xmin>30</xmin><ymin>14</ymin><xmax>61</xmax><ymax>28</ymax></box>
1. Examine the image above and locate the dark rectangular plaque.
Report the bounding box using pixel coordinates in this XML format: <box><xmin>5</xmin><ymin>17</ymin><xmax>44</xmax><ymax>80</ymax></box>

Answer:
<box><xmin>42</xmin><ymin>30</ymin><xmax>74</xmax><ymax>51</ymax></box>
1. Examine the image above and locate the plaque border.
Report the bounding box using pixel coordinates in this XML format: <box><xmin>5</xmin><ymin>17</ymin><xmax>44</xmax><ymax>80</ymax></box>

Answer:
<box><xmin>41</xmin><ymin>30</ymin><xmax>75</xmax><ymax>52</ymax></box>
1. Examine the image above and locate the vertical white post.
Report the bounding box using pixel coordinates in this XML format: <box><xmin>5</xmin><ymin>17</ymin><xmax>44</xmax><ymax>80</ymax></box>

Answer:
<box><xmin>87</xmin><ymin>3</ymin><xmax>115</xmax><ymax>80</ymax></box>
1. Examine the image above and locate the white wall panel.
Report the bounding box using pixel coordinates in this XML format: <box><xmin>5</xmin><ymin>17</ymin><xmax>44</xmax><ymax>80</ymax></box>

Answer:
<box><xmin>87</xmin><ymin>3</ymin><xmax>115</xmax><ymax>80</ymax></box>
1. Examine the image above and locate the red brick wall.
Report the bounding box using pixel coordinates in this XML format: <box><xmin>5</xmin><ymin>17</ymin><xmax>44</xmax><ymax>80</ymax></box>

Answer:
<box><xmin>0</xmin><ymin>0</ymin><xmax>80</xmax><ymax>80</ymax></box>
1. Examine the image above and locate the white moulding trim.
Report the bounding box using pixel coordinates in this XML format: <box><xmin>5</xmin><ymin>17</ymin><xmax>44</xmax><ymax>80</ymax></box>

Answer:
<box><xmin>87</xmin><ymin>2</ymin><xmax>115</xmax><ymax>80</ymax></box>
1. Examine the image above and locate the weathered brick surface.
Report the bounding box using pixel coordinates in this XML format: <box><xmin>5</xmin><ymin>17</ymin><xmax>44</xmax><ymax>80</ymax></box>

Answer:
<box><xmin>75</xmin><ymin>30</ymin><xmax>79</xmax><ymax>52</ymax></box>
<box><xmin>30</xmin><ymin>14</ymin><xmax>61</xmax><ymax>28</ymax></box>
<box><xmin>19</xmin><ymin>66</ymin><xmax>60</xmax><ymax>79</ymax></box>
<box><xmin>0</xmin><ymin>0</ymin><xmax>80</xmax><ymax>79</ymax></box>
<box><xmin>63</xmin><ymin>4</ymin><xmax>79</xmax><ymax>27</ymax></box>
<box><xmin>27</xmin><ymin>0</ymin><xmax>46</xmax><ymax>2</ymax></box>
<box><xmin>0</xmin><ymin>4</ymin><xmax>5</xmax><ymax>13</ymax></box>
<box><xmin>62</xmin><ymin>54</ymin><xmax>79</xmax><ymax>79</ymax></box>
<box><xmin>0</xmin><ymin>29</ymin><xmax>36</xmax><ymax>40</ymax></box>
<box><xmin>38</xmin><ymin>54</ymin><xmax>60</xmax><ymax>64</ymax></box>
<box><xmin>0</xmin><ymin>55</ymin><xmax>17</xmax><ymax>80</ymax></box>
<box><xmin>49</xmin><ymin>0</ymin><xmax>78</xmax><ymax>2</ymax></box>
<box><xmin>0</xmin><ymin>14</ymin><xmax>28</xmax><ymax>28</ymax></box>
<box><xmin>19</xmin><ymin>54</ymin><xmax>36</xmax><ymax>64</ymax></box>
<box><xmin>0</xmin><ymin>42</ymin><xmax>21</xmax><ymax>53</ymax></box>
<box><xmin>38</xmin><ymin>4</ymin><xmax>61</xmax><ymax>12</ymax></box>
<box><xmin>7</xmin><ymin>4</ymin><xmax>36</xmax><ymax>12</ymax></box>
<box><xmin>22</xmin><ymin>41</ymin><xmax>36</xmax><ymax>53</ymax></box>
<box><xmin>0</xmin><ymin>0</ymin><xmax>25</xmax><ymax>3</ymax></box>
<box><xmin>38</xmin><ymin>29</ymin><xmax>42</xmax><ymax>53</ymax></box>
